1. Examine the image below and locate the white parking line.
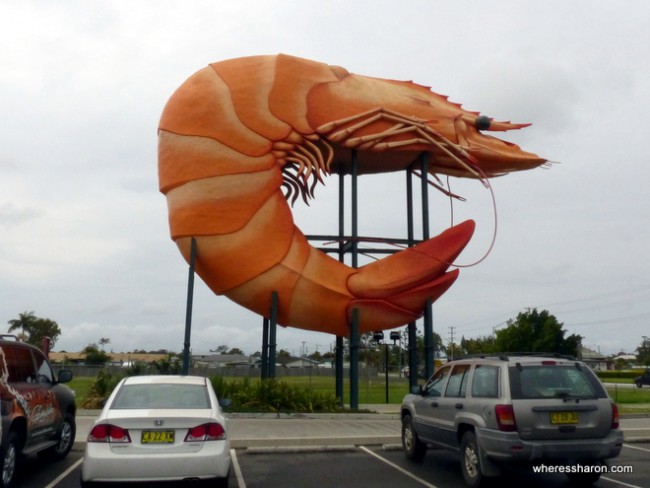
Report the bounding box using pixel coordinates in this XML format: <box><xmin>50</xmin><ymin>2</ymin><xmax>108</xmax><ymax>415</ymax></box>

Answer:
<box><xmin>44</xmin><ymin>456</ymin><xmax>84</xmax><ymax>488</ymax></box>
<box><xmin>624</xmin><ymin>444</ymin><xmax>650</xmax><ymax>453</ymax></box>
<box><xmin>359</xmin><ymin>446</ymin><xmax>439</xmax><ymax>488</ymax></box>
<box><xmin>231</xmin><ymin>448</ymin><xmax>247</xmax><ymax>488</ymax></box>
<box><xmin>601</xmin><ymin>476</ymin><xmax>645</xmax><ymax>488</ymax></box>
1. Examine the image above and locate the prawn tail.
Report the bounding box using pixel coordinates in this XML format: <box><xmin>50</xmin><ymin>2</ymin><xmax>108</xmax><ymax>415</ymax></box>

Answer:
<box><xmin>347</xmin><ymin>219</ymin><xmax>475</xmax><ymax>331</ymax></box>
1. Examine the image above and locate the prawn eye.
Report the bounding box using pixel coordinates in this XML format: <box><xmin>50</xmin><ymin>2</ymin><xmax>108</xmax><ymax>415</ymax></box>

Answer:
<box><xmin>475</xmin><ymin>115</ymin><xmax>491</xmax><ymax>130</ymax></box>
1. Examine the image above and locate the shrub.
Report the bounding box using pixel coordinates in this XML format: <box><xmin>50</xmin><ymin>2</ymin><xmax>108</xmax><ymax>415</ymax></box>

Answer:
<box><xmin>80</xmin><ymin>370</ymin><xmax>124</xmax><ymax>408</ymax></box>
<box><xmin>210</xmin><ymin>377</ymin><xmax>340</xmax><ymax>413</ymax></box>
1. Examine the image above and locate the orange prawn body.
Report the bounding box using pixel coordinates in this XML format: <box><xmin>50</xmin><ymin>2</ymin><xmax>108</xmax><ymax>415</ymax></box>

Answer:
<box><xmin>158</xmin><ymin>54</ymin><xmax>545</xmax><ymax>336</ymax></box>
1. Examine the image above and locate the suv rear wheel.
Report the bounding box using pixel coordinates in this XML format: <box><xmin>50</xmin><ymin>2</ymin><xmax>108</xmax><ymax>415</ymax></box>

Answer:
<box><xmin>0</xmin><ymin>431</ymin><xmax>19</xmax><ymax>488</ymax></box>
<box><xmin>566</xmin><ymin>471</ymin><xmax>601</xmax><ymax>486</ymax></box>
<box><xmin>460</xmin><ymin>430</ymin><xmax>483</xmax><ymax>488</ymax></box>
<box><xmin>401</xmin><ymin>414</ymin><xmax>426</xmax><ymax>461</ymax></box>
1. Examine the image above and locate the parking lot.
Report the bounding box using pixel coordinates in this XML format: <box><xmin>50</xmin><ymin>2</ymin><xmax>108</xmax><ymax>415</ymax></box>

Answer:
<box><xmin>18</xmin><ymin>441</ymin><xmax>650</xmax><ymax>488</ymax></box>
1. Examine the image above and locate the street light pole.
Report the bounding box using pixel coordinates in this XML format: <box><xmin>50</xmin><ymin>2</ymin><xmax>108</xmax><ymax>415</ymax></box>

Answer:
<box><xmin>373</xmin><ymin>332</ymin><xmax>389</xmax><ymax>404</ymax></box>
<box><xmin>384</xmin><ymin>342</ymin><xmax>389</xmax><ymax>404</ymax></box>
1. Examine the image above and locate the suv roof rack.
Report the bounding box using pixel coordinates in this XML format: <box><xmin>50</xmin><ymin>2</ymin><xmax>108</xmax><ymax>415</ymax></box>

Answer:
<box><xmin>0</xmin><ymin>334</ymin><xmax>20</xmax><ymax>342</ymax></box>
<box><xmin>454</xmin><ymin>352</ymin><xmax>578</xmax><ymax>361</ymax></box>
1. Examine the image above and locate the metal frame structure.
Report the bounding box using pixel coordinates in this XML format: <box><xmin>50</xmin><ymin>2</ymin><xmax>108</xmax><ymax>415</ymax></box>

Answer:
<box><xmin>182</xmin><ymin>150</ymin><xmax>439</xmax><ymax>409</ymax></box>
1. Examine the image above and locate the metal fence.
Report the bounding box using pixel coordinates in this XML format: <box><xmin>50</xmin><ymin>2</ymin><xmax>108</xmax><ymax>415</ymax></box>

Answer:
<box><xmin>58</xmin><ymin>364</ymin><xmax>379</xmax><ymax>379</ymax></box>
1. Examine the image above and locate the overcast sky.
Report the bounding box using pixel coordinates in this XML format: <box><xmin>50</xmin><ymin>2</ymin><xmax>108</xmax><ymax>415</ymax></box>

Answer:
<box><xmin>2</xmin><ymin>1</ymin><xmax>649</xmax><ymax>358</ymax></box>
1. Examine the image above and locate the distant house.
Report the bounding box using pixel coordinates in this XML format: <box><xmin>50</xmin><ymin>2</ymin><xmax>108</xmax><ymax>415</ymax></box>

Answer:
<box><xmin>284</xmin><ymin>357</ymin><xmax>321</xmax><ymax>368</ymax></box>
<box><xmin>612</xmin><ymin>353</ymin><xmax>636</xmax><ymax>362</ymax></box>
<box><xmin>48</xmin><ymin>351</ymin><xmax>166</xmax><ymax>365</ymax></box>
<box><xmin>580</xmin><ymin>347</ymin><xmax>613</xmax><ymax>371</ymax></box>
<box><xmin>191</xmin><ymin>354</ymin><xmax>257</xmax><ymax>368</ymax></box>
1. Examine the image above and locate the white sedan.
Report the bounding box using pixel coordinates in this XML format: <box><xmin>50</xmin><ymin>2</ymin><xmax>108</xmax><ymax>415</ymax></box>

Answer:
<box><xmin>81</xmin><ymin>375</ymin><xmax>231</xmax><ymax>487</ymax></box>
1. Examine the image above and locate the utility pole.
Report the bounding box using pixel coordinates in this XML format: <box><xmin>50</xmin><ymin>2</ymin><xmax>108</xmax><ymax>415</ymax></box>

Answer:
<box><xmin>449</xmin><ymin>326</ymin><xmax>456</xmax><ymax>361</ymax></box>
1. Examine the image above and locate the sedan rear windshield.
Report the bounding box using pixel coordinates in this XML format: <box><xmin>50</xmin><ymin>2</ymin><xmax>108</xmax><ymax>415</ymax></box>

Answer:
<box><xmin>111</xmin><ymin>384</ymin><xmax>210</xmax><ymax>409</ymax></box>
<box><xmin>508</xmin><ymin>363</ymin><xmax>607</xmax><ymax>400</ymax></box>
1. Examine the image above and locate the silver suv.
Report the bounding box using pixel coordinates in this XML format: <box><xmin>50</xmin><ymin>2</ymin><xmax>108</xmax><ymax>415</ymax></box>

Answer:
<box><xmin>400</xmin><ymin>354</ymin><xmax>623</xmax><ymax>487</ymax></box>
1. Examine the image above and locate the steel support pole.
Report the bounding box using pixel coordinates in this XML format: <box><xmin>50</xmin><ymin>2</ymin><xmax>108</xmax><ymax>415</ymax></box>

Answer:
<box><xmin>350</xmin><ymin>309</ymin><xmax>359</xmax><ymax>409</ymax></box>
<box><xmin>269</xmin><ymin>291</ymin><xmax>278</xmax><ymax>379</ymax></box>
<box><xmin>420</xmin><ymin>154</ymin><xmax>435</xmax><ymax>379</ymax></box>
<box><xmin>351</xmin><ymin>150</ymin><xmax>359</xmax><ymax>269</ymax></box>
<box><xmin>384</xmin><ymin>343</ymin><xmax>389</xmax><ymax>404</ymax></box>
<box><xmin>336</xmin><ymin>166</ymin><xmax>345</xmax><ymax>406</ymax></box>
<box><xmin>406</xmin><ymin>168</ymin><xmax>418</xmax><ymax>389</ymax></box>
<box><xmin>182</xmin><ymin>237</ymin><xmax>197</xmax><ymax>375</ymax></box>
<box><xmin>261</xmin><ymin>317</ymin><xmax>269</xmax><ymax>380</ymax></box>
<box><xmin>349</xmin><ymin>150</ymin><xmax>359</xmax><ymax>410</ymax></box>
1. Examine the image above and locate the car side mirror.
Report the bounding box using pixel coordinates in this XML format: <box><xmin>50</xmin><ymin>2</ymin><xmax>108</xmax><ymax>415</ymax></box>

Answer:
<box><xmin>57</xmin><ymin>369</ymin><xmax>73</xmax><ymax>383</ymax></box>
<box><xmin>410</xmin><ymin>385</ymin><xmax>424</xmax><ymax>395</ymax></box>
<box><xmin>219</xmin><ymin>398</ymin><xmax>232</xmax><ymax>408</ymax></box>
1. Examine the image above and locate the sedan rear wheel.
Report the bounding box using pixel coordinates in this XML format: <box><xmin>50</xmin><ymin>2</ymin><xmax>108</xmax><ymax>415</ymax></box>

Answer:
<box><xmin>214</xmin><ymin>472</ymin><xmax>230</xmax><ymax>488</ymax></box>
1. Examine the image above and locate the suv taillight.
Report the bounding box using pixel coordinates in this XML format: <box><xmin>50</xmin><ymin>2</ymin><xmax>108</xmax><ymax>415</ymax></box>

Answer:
<box><xmin>88</xmin><ymin>424</ymin><xmax>131</xmax><ymax>443</ymax></box>
<box><xmin>611</xmin><ymin>402</ymin><xmax>620</xmax><ymax>429</ymax></box>
<box><xmin>184</xmin><ymin>422</ymin><xmax>226</xmax><ymax>441</ymax></box>
<box><xmin>495</xmin><ymin>404</ymin><xmax>517</xmax><ymax>432</ymax></box>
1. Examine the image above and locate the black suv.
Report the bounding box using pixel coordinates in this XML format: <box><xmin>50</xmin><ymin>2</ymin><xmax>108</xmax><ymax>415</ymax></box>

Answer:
<box><xmin>635</xmin><ymin>369</ymin><xmax>650</xmax><ymax>388</ymax></box>
<box><xmin>0</xmin><ymin>336</ymin><xmax>76</xmax><ymax>487</ymax></box>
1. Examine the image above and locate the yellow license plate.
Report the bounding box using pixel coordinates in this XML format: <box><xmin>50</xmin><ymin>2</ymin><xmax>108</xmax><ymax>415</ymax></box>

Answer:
<box><xmin>141</xmin><ymin>430</ymin><xmax>175</xmax><ymax>444</ymax></box>
<box><xmin>550</xmin><ymin>412</ymin><xmax>579</xmax><ymax>424</ymax></box>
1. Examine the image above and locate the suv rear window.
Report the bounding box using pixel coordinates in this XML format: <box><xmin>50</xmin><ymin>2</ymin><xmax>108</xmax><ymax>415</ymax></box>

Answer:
<box><xmin>5</xmin><ymin>346</ymin><xmax>35</xmax><ymax>383</ymax></box>
<box><xmin>508</xmin><ymin>363</ymin><xmax>607</xmax><ymax>400</ymax></box>
<box><xmin>471</xmin><ymin>365</ymin><xmax>499</xmax><ymax>398</ymax></box>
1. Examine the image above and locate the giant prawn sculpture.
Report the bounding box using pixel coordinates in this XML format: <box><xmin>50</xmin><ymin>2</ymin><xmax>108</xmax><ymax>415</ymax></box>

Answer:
<box><xmin>158</xmin><ymin>54</ymin><xmax>546</xmax><ymax>337</ymax></box>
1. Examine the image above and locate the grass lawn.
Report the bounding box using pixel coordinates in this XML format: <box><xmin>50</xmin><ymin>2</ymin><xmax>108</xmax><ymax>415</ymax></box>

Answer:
<box><xmin>279</xmin><ymin>375</ymin><xmax>411</xmax><ymax>404</ymax></box>
<box><xmin>606</xmin><ymin>385</ymin><xmax>650</xmax><ymax>414</ymax></box>
<box><xmin>68</xmin><ymin>376</ymin><xmax>96</xmax><ymax>405</ymax></box>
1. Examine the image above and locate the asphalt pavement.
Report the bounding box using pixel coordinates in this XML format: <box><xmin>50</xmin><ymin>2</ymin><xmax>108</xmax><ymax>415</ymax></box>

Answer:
<box><xmin>74</xmin><ymin>403</ymin><xmax>650</xmax><ymax>451</ymax></box>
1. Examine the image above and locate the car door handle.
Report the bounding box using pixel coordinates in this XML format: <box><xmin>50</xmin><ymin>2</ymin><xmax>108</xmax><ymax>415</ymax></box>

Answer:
<box><xmin>430</xmin><ymin>401</ymin><xmax>439</xmax><ymax>407</ymax></box>
<box><xmin>455</xmin><ymin>403</ymin><xmax>463</xmax><ymax>409</ymax></box>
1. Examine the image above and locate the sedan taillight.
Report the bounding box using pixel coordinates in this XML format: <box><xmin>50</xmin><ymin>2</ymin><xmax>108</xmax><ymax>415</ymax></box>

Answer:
<box><xmin>185</xmin><ymin>422</ymin><xmax>226</xmax><ymax>441</ymax></box>
<box><xmin>495</xmin><ymin>404</ymin><xmax>517</xmax><ymax>432</ymax></box>
<box><xmin>611</xmin><ymin>402</ymin><xmax>620</xmax><ymax>429</ymax></box>
<box><xmin>88</xmin><ymin>424</ymin><xmax>131</xmax><ymax>443</ymax></box>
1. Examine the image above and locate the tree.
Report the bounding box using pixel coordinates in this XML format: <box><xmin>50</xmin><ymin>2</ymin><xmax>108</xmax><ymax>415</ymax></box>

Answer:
<box><xmin>276</xmin><ymin>349</ymin><xmax>292</xmax><ymax>362</ymax></box>
<box><xmin>82</xmin><ymin>343</ymin><xmax>111</xmax><ymax>365</ymax></box>
<box><xmin>99</xmin><ymin>337</ymin><xmax>111</xmax><ymax>351</ymax></box>
<box><xmin>8</xmin><ymin>311</ymin><xmax>62</xmax><ymax>348</ymax></box>
<box><xmin>459</xmin><ymin>335</ymin><xmax>497</xmax><ymax>356</ymax></box>
<box><xmin>494</xmin><ymin>308</ymin><xmax>581</xmax><ymax>356</ymax></box>
<box><xmin>636</xmin><ymin>336</ymin><xmax>650</xmax><ymax>366</ymax></box>
<box><xmin>152</xmin><ymin>353</ymin><xmax>183</xmax><ymax>374</ymax></box>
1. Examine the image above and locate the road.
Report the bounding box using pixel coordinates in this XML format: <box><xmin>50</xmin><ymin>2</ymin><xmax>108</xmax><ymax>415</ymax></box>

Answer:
<box><xmin>19</xmin><ymin>441</ymin><xmax>650</xmax><ymax>488</ymax></box>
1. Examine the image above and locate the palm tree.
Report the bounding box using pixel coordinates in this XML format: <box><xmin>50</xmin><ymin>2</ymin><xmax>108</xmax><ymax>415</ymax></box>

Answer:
<box><xmin>99</xmin><ymin>337</ymin><xmax>111</xmax><ymax>351</ymax></box>
<box><xmin>7</xmin><ymin>311</ymin><xmax>62</xmax><ymax>347</ymax></box>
